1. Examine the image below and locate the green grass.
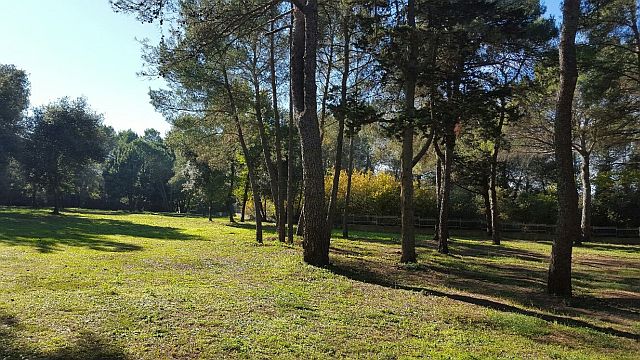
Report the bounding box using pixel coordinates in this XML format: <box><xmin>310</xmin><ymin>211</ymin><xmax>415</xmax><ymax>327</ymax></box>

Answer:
<box><xmin>0</xmin><ymin>207</ymin><xmax>638</xmax><ymax>359</ymax></box>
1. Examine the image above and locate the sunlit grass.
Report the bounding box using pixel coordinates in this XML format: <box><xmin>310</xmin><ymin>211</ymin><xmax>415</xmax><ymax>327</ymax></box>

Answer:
<box><xmin>0</xmin><ymin>208</ymin><xmax>638</xmax><ymax>359</ymax></box>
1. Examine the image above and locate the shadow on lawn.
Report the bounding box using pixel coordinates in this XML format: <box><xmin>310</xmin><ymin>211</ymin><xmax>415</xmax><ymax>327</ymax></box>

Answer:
<box><xmin>0</xmin><ymin>211</ymin><xmax>201</xmax><ymax>253</ymax></box>
<box><xmin>227</xmin><ymin>221</ymin><xmax>277</xmax><ymax>232</ymax></box>
<box><xmin>329</xmin><ymin>263</ymin><xmax>640</xmax><ymax>340</ymax></box>
<box><xmin>330</xmin><ymin>234</ymin><xmax>640</xmax><ymax>340</ymax></box>
<box><xmin>0</xmin><ymin>311</ymin><xmax>127</xmax><ymax>360</ymax></box>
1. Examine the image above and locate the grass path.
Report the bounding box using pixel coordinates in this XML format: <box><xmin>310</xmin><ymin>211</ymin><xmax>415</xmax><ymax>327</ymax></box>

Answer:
<box><xmin>0</xmin><ymin>208</ymin><xmax>638</xmax><ymax>359</ymax></box>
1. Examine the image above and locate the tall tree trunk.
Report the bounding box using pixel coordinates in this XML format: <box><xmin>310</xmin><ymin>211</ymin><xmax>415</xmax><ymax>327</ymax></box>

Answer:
<box><xmin>482</xmin><ymin>181</ymin><xmax>492</xmax><ymax>236</ymax></box>
<box><xmin>262</xmin><ymin>195</ymin><xmax>267</xmax><ymax>221</ymax></box>
<box><xmin>296</xmin><ymin>206</ymin><xmax>304</xmax><ymax>236</ymax></box>
<box><xmin>31</xmin><ymin>186</ymin><xmax>37</xmax><ymax>209</ymax></box>
<box><xmin>400</xmin><ymin>0</ymin><xmax>418</xmax><ymax>264</ymax></box>
<box><xmin>629</xmin><ymin>3</ymin><xmax>640</xmax><ymax>78</ymax></box>
<box><xmin>327</xmin><ymin>18</ymin><xmax>350</xmax><ymax>238</ymax></box>
<box><xmin>342</xmin><ymin>130</ymin><xmax>355</xmax><ymax>239</ymax></box>
<box><xmin>489</xmin><ymin>157</ymin><xmax>501</xmax><ymax>245</ymax></box>
<box><xmin>548</xmin><ymin>0</ymin><xmax>580</xmax><ymax>298</ymax></box>
<box><xmin>319</xmin><ymin>27</ymin><xmax>335</xmax><ymax>144</ymax></box>
<box><xmin>223</xmin><ymin>65</ymin><xmax>263</xmax><ymax>244</ymax></box>
<box><xmin>208</xmin><ymin>203</ymin><xmax>213</xmax><ymax>222</ymax></box>
<box><xmin>228</xmin><ymin>161</ymin><xmax>236</xmax><ymax>223</ymax></box>
<box><xmin>251</xmin><ymin>62</ymin><xmax>280</xmax><ymax>233</ymax></box>
<box><xmin>489</xmin><ymin>102</ymin><xmax>506</xmax><ymax>245</ymax></box>
<box><xmin>438</xmin><ymin>135</ymin><xmax>454</xmax><ymax>254</ymax></box>
<box><xmin>434</xmin><ymin>148</ymin><xmax>442</xmax><ymax>241</ymax></box>
<box><xmin>241</xmin><ymin>178</ymin><xmax>249</xmax><ymax>222</ymax></box>
<box><xmin>52</xmin><ymin>187</ymin><xmax>60</xmax><ymax>215</ymax></box>
<box><xmin>270</xmin><ymin>20</ymin><xmax>286</xmax><ymax>243</ymax></box>
<box><xmin>579</xmin><ymin>152</ymin><xmax>592</xmax><ymax>244</ymax></box>
<box><xmin>292</xmin><ymin>1</ymin><xmax>329</xmax><ymax>266</ymax></box>
<box><xmin>287</xmin><ymin>9</ymin><xmax>296</xmax><ymax>244</ymax></box>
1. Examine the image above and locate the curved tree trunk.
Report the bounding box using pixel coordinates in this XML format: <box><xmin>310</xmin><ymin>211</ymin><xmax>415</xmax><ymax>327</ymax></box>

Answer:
<box><xmin>292</xmin><ymin>1</ymin><xmax>329</xmax><ymax>266</ymax></box>
<box><xmin>548</xmin><ymin>0</ymin><xmax>580</xmax><ymax>298</ymax></box>
<box><xmin>579</xmin><ymin>152</ymin><xmax>592</xmax><ymax>244</ymax></box>
<box><xmin>251</xmin><ymin>68</ymin><xmax>280</xmax><ymax>232</ymax></box>
<box><xmin>319</xmin><ymin>27</ymin><xmax>335</xmax><ymax>145</ymax></box>
<box><xmin>327</xmin><ymin>18</ymin><xmax>351</xmax><ymax>239</ymax></box>
<box><xmin>223</xmin><ymin>65</ymin><xmax>263</xmax><ymax>244</ymax></box>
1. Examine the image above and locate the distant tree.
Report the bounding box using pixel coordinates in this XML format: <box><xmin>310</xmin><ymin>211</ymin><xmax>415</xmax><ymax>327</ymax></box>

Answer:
<box><xmin>166</xmin><ymin>114</ymin><xmax>241</xmax><ymax>222</ymax></box>
<box><xmin>103</xmin><ymin>130</ymin><xmax>142</xmax><ymax>210</ymax></box>
<box><xmin>0</xmin><ymin>65</ymin><xmax>30</xmax><ymax>202</ymax></box>
<box><xmin>103</xmin><ymin>129</ymin><xmax>173</xmax><ymax>211</ymax></box>
<box><xmin>23</xmin><ymin>98</ymin><xmax>107</xmax><ymax>214</ymax></box>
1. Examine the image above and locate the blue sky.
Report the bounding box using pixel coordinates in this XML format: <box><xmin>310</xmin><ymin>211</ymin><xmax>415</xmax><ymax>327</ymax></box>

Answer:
<box><xmin>0</xmin><ymin>0</ymin><xmax>168</xmax><ymax>134</ymax></box>
<box><xmin>0</xmin><ymin>0</ymin><xmax>562</xmax><ymax>136</ymax></box>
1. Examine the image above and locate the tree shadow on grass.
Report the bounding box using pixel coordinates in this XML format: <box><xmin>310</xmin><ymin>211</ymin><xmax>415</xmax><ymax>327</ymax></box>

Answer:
<box><xmin>330</xmin><ymin>234</ymin><xmax>640</xmax><ymax>340</ymax></box>
<box><xmin>226</xmin><ymin>221</ymin><xmax>277</xmax><ymax>232</ymax></box>
<box><xmin>0</xmin><ymin>211</ymin><xmax>202</xmax><ymax>253</ymax></box>
<box><xmin>578</xmin><ymin>242</ymin><xmax>640</xmax><ymax>253</ymax></box>
<box><xmin>0</xmin><ymin>310</ymin><xmax>127</xmax><ymax>360</ymax></box>
<box><xmin>328</xmin><ymin>262</ymin><xmax>640</xmax><ymax>341</ymax></box>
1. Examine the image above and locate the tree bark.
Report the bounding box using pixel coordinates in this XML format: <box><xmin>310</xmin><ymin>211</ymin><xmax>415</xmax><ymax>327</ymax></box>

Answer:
<box><xmin>319</xmin><ymin>26</ymin><xmax>335</xmax><ymax>144</ymax></box>
<box><xmin>270</xmin><ymin>19</ymin><xmax>286</xmax><ymax>243</ymax></box>
<box><xmin>438</xmin><ymin>136</ymin><xmax>454</xmax><ymax>254</ymax></box>
<box><xmin>482</xmin><ymin>181</ymin><xmax>492</xmax><ymax>236</ymax></box>
<box><xmin>262</xmin><ymin>195</ymin><xmax>267</xmax><ymax>220</ymax></box>
<box><xmin>400</xmin><ymin>0</ymin><xmax>418</xmax><ymax>263</ymax></box>
<box><xmin>296</xmin><ymin>205</ymin><xmax>304</xmax><ymax>236</ymax></box>
<box><xmin>250</xmin><ymin>61</ymin><xmax>280</xmax><ymax>232</ymax></box>
<box><xmin>434</xmin><ymin>148</ymin><xmax>442</xmax><ymax>241</ymax></box>
<box><xmin>579</xmin><ymin>152</ymin><xmax>592</xmax><ymax>244</ymax></box>
<box><xmin>489</xmin><ymin>157</ymin><xmax>501</xmax><ymax>245</ymax></box>
<box><xmin>52</xmin><ymin>187</ymin><xmax>60</xmax><ymax>215</ymax></box>
<box><xmin>342</xmin><ymin>130</ymin><xmax>355</xmax><ymax>239</ymax></box>
<box><xmin>287</xmin><ymin>8</ymin><xmax>295</xmax><ymax>244</ymax></box>
<box><xmin>327</xmin><ymin>17</ymin><xmax>350</xmax><ymax>238</ymax></box>
<box><xmin>548</xmin><ymin>0</ymin><xmax>580</xmax><ymax>298</ymax></box>
<box><xmin>489</xmin><ymin>101</ymin><xmax>506</xmax><ymax>245</ymax></box>
<box><xmin>241</xmin><ymin>178</ymin><xmax>249</xmax><ymax>222</ymax></box>
<box><xmin>629</xmin><ymin>3</ymin><xmax>640</xmax><ymax>78</ymax></box>
<box><xmin>227</xmin><ymin>161</ymin><xmax>236</xmax><ymax>223</ymax></box>
<box><xmin>292</xmin><ymin>1</ymin><xmax>329</xmax><ymax>266</ymax></box>
<box><xmin>223</xmin><ymin>65</ymin><xmax>263</xmax><ymax>244</ymax></box>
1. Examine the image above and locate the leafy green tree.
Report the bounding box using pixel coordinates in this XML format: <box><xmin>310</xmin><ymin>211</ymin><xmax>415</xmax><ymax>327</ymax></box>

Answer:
<box><xmin>23</xmin><ymin>98</ymin><xmax>107</xmax><ymax>214</ymax></box>
<box><xmin>0</xmin><ymin>64</ymin><xmax>30</xmax><ymax>202</ymax></box>
<box><xmin>167</xmin><ymin>114</ymin><xmax>241</xmax><ymax>222</ymax></box>
<box><xmin>103</xmin><ymin>129</ymin><xmax>173</xmax><ymax>211</ymax></box>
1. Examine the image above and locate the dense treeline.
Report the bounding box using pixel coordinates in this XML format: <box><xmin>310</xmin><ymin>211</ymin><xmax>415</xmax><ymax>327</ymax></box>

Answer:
<box><xmin>1</xmin><ymin>78</ymin><xmax>635</xmax><ymax>227</ymax></box>
<box><xmin>1</xmin><ymin>0</ymin><xmax>638</xmax><ymax>297</ymax></box>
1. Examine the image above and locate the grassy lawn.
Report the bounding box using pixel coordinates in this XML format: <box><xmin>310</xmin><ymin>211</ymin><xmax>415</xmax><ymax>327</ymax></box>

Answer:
<box><xmin>0</xmin><ymin>208</ymin><xmax>638</xmax><ymax>359</ymax></box>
